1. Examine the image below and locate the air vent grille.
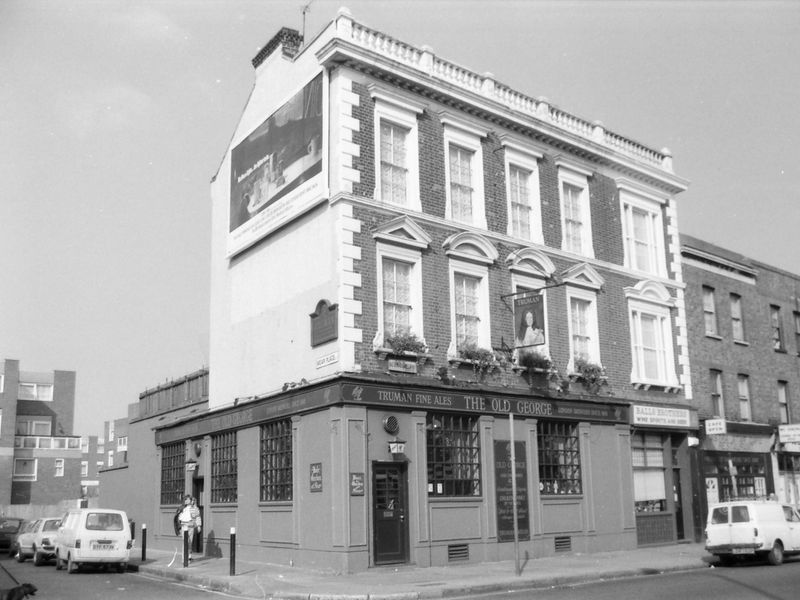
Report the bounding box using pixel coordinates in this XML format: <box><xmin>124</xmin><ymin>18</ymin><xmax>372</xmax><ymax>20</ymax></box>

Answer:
<box><xmin>554</xmin><ymin>536</ymin><xmax>572</xmax><ymax>552</ymax></box>
<box><xmin>448</xmin><ymin>544</ymin><xmax>469</xmax><ymax>562</ymax></box>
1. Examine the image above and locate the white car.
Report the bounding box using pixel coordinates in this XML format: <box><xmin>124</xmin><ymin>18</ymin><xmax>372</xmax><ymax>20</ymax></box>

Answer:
<box><xmin>15</xmin><ymin>517</ymin><xmax>60</xmax><ymax>565</ymax></box>
<box><xmin>55</xmin><ymin>508</ymin><xmax>131</xmax><ymax>573</ymax></box>
<box><xmin>705</xmin><ymin>499</ymin><xmax>800</xmax><ymax>565</ymax></box>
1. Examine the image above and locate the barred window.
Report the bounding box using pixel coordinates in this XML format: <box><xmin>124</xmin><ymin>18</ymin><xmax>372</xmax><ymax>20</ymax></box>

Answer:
<box><xmin>260</xmin><ymin>419</ymin><xmax>293</xmax><ymax>502</ymax></box>
<box><xmin>537</xmin><ymin>421</ymin><xmax>582</xmax><ymax>495</ymax></box>
<box><xmin>426</xmin><ymin>413</ymin><xmax>481</xmax><ymax>497</ymax></box>
<box><xmin>160</xmin><ymin>442</ymin><xmax>185</xmax><ymax>505</ymax></box>
<box><xmin>211</xmin><ymin>431</ymin><xmax>237</xmax><ymax>503</ymax></box>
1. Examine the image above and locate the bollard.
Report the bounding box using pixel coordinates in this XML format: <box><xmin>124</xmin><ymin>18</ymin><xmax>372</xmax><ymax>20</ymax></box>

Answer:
<box><xmin>183</xmin><ymin>526</ymin><xmax>189</xmax><ymax>567</ymax></box>
<box><xmin>230</xmin><ymin>527</ymin><xmax>236</xmax><ymax>576</ymax></box>
<box><xmin>141</xmin><ymin>524</ymin><xmax>147</xmax><ymax>561</ymax></box>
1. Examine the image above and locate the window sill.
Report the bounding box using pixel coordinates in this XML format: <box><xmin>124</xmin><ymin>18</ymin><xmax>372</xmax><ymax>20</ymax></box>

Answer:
<box><xmin>705</xmin><ymin>333</ymin><xmax>723</xmax><ymax>341</ymax></box>
<box><xmin>375</xmin><ymin>347</ymin><xmax>431</xmax><ymax>365</ymax></box>
<box><xmin>774</xmin><ymin>348</ymin><xmax>788</xmax><ymax>354</ymax></box>
<box><xmin>631</xmin><ymin>381</ymin><xmax>682</xmax><ymax>394</ymax></box>
<box><xmin>733</xmin><ymin>339</ymin><xmax>749</xmax><ymax>347</ymax></box>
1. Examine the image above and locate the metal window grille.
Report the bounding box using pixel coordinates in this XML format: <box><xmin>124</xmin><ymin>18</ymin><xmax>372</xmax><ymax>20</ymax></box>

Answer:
<box><xmin>537</xmin><ymin>421</ymin><xmax>582</xmax><ymax>495</ymax></box>
<box><xmin>211</xmin><ymin>431</ymin><xmax>238</xmax><ymax>503</ymax></box>
<box><xmin>160</xmin><ymin>441</ymin><xmax>185</xmax><ymax>505</ymax></box>
<box><xmin>426</xmin><ymin>413</ymin><xmax>481</xmax><ymax>497</ymax></box>
<box><xmin>260</xmin><ymin>419</ymin><xmax>293</xmax><ymax>502</ymax></box>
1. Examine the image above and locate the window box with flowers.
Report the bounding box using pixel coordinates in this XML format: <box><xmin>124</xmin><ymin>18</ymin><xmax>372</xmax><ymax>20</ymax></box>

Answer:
<box><xmin>449</xmin><ymin>343</ymin><xmax>500</xmax><ymax>382</ymax></box>
<box><xmin>374</xmin><ymin>331</ymin><xmax>431</xmax><ymax>366</ymax></box>
<box><xmin>517</xmin><ymin>350</ymin><xmax>558</xmax><ymax>389</ymax></box>
<box><xmin>569</xmin><ymin>357</ymin><xmax>608</xmax><ymax>394</ymax></box>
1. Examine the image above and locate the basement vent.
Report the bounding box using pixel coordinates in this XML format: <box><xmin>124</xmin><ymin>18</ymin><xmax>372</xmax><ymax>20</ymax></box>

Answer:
<box><xmin>554</xmin><ymin>536</ymin><xmax>572</xmax><ymax>553</ymax></box>
<box><xmin>448</xmin><ymin>544</ymin><xmax>469</xmax><ymax>562</ymax></box>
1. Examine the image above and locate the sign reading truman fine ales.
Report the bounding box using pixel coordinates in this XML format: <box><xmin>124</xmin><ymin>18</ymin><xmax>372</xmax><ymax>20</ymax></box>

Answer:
<box><xmin>494</xmin><ymin>440</ymin><xmax>530</xmax><ymax>542</ymax></box>
<box><xmin>228</xmin><ymin>73</ymin><xmax>324</xmax><ymax>256</ymax></box>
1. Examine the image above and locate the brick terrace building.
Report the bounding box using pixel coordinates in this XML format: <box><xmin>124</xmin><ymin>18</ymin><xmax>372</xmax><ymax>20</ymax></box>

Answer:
<box><xmin>681</xmin><ymin>235</ymin><xmax>800</xmax><ymax>536</ymax></box>
<box><xmin>153</xmin><ymin>11</ymin><xmax>698</xmax><ymax>571</ymax></box>
<box><xmin>0</xmin><ymin>359</ymin><xmax>82</xmax><ymax>511</ymax></box>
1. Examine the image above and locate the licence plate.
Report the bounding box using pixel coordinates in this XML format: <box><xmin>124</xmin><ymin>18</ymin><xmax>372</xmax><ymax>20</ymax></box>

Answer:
<box><xmin>91</xmin><ymin>543</ymin><xmax>114</xmax><ymax>551</ymax></box>
<box><xmin>732</xmin><ymin>548</ymin><xmax>753</xmax><ymax>555</ymax></box>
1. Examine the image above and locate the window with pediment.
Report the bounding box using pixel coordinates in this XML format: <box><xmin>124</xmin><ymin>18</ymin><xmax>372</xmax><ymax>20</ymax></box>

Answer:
<box><xmin>372</xmin><ymin>217</ymin><xmax>431</xmax><ymax>352</ymax></box>
<box><xmin>625</xmin><ymin>280</ymin><xmax>679</xmax><ymax>390</ymax></box>
<box><xmin>562</xmin><ymin>263</ymin><xmax>604</xmax><ymax>372</ymax></box>
<box><xmin>443</xmin><ymin>232</ymin><xmax>497</xmax><ymax>356</ymax></box>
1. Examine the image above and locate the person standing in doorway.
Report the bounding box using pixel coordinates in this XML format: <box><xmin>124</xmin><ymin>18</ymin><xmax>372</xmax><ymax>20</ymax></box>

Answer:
<box><xmin>177</xmin><ymin>494</ymin><xmax>202</xmax><ymax>561</ymax></box>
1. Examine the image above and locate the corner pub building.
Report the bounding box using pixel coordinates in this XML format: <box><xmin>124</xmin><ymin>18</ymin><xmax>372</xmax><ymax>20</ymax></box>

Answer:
<box><xmin>154</xmin><ymin>10</ymin><xmax>698</xmax><ymax>572</ymax></box>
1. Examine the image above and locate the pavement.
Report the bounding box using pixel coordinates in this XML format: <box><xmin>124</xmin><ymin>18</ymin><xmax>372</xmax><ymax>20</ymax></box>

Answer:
<box><xmin>129</xmin><ymin>541</ymin><xmax>713</xmax><ymax>599</ymax></box>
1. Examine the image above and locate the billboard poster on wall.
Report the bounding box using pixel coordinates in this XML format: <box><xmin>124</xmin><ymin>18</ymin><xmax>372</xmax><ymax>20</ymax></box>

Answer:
<box><xmin>228</xmin><ymin>73</ymin><xmax>324</xmax><ymax>256</ymax></box>
<box><xmin>513</xmin><ymin>292</ymin><xmax>545</xmax><ymax>353</ymax></box>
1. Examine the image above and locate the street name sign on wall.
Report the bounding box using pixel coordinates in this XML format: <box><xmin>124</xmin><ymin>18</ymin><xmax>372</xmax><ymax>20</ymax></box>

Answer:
<box><xmin>494</xmin><ymin>440</ymin><xmax>529</xmax><ymax>542</ymax></box>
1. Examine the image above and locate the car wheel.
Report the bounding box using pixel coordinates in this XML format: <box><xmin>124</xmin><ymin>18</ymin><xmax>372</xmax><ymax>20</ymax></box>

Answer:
<box><xmin>67</xmin><ymin>552</ymin><xmax>77</xmax><ymax>573</ymax></box>
<box><xmin>768</xmin><ymin>541</ymin><xmax>784</xmax><ymax>566</ymax></box>
<box><xmin>55</xmin><ymin>551</ymin><xmax>63</xmax><ymax>570</ymax></box>
<box><xmin>33</xmin><ymin>546</ymin><xmax>43</xmax><ymax>566</ymax></box>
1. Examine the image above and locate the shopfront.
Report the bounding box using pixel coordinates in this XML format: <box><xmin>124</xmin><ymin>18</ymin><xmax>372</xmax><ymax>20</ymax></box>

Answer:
<box><xmin>629</xmin><ymin>404</ymin><xmax>697</xmax><ymax>546</ymax></box>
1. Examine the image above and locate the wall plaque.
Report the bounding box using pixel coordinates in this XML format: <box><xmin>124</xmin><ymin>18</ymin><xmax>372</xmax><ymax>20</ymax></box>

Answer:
<box><xmin>350</xmin><ymin>472</ymin><xmax>365</xmax><ymax>496</ymax></box>
<box><xmin>309</xmin><ymin>299</ymin><xmax>338</xmax><ymax>347</ymax></box>
<box><xmin>310</xmin><ymin>462</ymin><xmax>323</xmax><ymax>492</ymax></box>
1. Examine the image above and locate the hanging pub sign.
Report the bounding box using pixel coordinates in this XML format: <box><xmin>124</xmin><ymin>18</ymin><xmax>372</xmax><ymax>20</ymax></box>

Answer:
<box><xmin>514</xmin><ymin>292</ymin><xmax>545</xmax><ymax>352</ymax></box>
<box><xmin>310</xmin><ymin>299</ymin><xmax>338</xmax><ymax>347</ymax></box>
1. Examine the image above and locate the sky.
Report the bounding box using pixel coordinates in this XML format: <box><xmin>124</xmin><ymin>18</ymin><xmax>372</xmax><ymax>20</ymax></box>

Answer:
<box><xmin>1</xmin><ymin>0</ymin><xmax>798</xmax><ymax>437</ymax></box>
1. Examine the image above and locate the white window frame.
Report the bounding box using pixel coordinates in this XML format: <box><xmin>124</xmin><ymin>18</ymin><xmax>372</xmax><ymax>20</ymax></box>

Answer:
<box><xmin>449</xmin><ymin>260</ymin><xmax>491</xmax><ymax>353</ymax></box>
<box><xmin>13</xmin><ymin>458</ymin><xmax>37</xmax><ymax>481</ymax></box>
<box><xmin>566</xmin><ymin>286</ymin><xmax>600</xmax><ymax>371</ymax></box>
<box><xmin>619</xmin><ymin>184</ymin><xmax>666</xmax><ymax>276</ymax></box>
<box><xmin>370</xmin><ymin>86</ymin><xmax>423</xmax><ymax>211</ymax></box>
<box><xmin>503</xmin><ymin>139</ymin><xmax>543</xmax><ymax>244</ymax></box>
<box><xmin>557</xmin><ymin>161</ymin><xmax>594</xmax><ymax>258</ymax></box>
<box><xmin>81</xmin><ymin>437</ymin><xmax>89</xmax><ymax>453</ymax></box>
<box><xmin>730</xmin><ymin>293</ymin><xmax>745</xmax><ymax>342</ymax></box>
<box><xmin>703</xmin><ymin>286</ymin><xmax>718</xmax><ymax>336</ymax></box>
<box><xmin>55</xmin><ymin>458</ymin><xmax>64</xmax><ymax>477</ymax></box>
<box><xmin>0</xmin><ymin>374</ymin><xmax>4</xmax><ymax>393</ymax></box>
<box><xmin>512</xmin><ymin>272</ymin><xmax>550</xmax><ymax>360</ymax></box>
<box><xmin>441</xmin><ymin>113</ymin><xmax>488</xmax><ymax>229</ymax></box>
<box><xmin>627</xmin><ymin>303</ymin><xmax>678</xmax><ymax>389</ymax></box>
<box><xmin>107</xmin><ymin>450</ymin><xmax>114</xmax><ymax>468</ymax></box>
<box><xmin>710</xmin><ymin>370</ymin><xmax>725</xmax><ymax>418</ymax></box>
<box><xmin>778</xmin><ymin>381</ymin><xmax>789</xmax><ymax>424</ymax></box>
<box><xmin>117</xmin><ymin>436</ymin><xmax>128</xmax><ymax>451</ymax></box>
<box><xmin>81</xmin><ymin>460</ymin><xmax>89</xmax><ymax>477</ymax></box>
<box><xmin>738</xmin><ymin>374</ymin><xmax>751</xmax><ymax>421</ymax></box>
<box><xmin>375</xmin><ymin>242</ymin><xmax>424</xmax><ymax>346</ymax></box>
<box><xmin>18</xmin><ymin>382</ymin><xmax>53</xmax><ymax>402</ymax></box>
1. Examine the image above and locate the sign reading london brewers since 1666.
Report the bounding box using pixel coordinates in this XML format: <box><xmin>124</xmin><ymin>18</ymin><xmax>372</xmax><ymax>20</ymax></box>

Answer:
<box><xmin>494</xmin><ymin>440</ymin><xmax>529</xmax><ymax>542</ymax></box>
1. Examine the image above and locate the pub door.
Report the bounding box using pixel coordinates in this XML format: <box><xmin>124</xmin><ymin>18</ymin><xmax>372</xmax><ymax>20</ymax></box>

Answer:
<box><xmin>192</xmin><ymin>477</ymin><xmax>204</xmax><ymax>554</ymax></box>
<box><xmin>372</xmin><ymin>462</ymin><xmax>409</xmax><ymax>565</ymax></box>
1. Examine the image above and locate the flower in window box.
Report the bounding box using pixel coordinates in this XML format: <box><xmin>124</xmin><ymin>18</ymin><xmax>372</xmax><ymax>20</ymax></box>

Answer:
<box><xmin>385</xmin><ymin>332</ymin><xmax>428</xmax><ymax>355</ymax></box>
<box><xmin>571</xmin><ymin>357</ymin><xmax>608</xmax><ymax>394</ymax></box>
<box><xmin>457</xmin><ymin>343</ymin><xmax>499</xmax><ymax>382</ymax></box>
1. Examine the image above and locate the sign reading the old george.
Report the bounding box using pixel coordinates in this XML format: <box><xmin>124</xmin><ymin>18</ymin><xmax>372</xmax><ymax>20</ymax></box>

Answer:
<box><xmin>310</xmin><ymin>299</ymin><xmax>338</xmax><ymax>347</ymax></box>
<box><xmin>494</xmin><ymin>440</ymin><xmax>529</xmax><ymax>541</ymax></box>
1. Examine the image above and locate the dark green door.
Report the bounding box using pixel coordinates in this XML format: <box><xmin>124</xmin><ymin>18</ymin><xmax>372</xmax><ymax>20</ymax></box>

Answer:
<box><xmin>372</xmin><ymin>463</ymin><xmax>408</xmax><ymax>565</ymax></box>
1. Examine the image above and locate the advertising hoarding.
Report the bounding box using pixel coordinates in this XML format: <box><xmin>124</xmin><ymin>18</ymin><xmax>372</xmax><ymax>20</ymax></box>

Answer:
<box><xmin>228</xmin><ymin>73</ymin><xmax>324</xmax><ymax>256</ymax></box>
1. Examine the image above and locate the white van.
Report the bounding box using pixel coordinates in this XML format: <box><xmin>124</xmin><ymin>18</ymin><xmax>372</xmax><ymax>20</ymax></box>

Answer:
<box><xmin>54</xmin><ymin>508</ymin><xmax>131</xmax><ymax>573</ymax></box>
<box><xmin>705</xmin><ymin>499</ymin><xmax>800</xmax><ymax>565</ymax></box>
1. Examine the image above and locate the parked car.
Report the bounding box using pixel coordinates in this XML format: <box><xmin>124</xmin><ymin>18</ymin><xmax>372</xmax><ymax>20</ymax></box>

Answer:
<box><xmin>15</xmin><ymin>517</ymin><xmax>61</xmax><ymax>565</ymax></box>
<box><xmin>55</xmin><ymin>508</ymin><xmax>131</xmax><ymax>573</ymax></box>
<box><xmin>0</xmin><ymin>518</ymin><xmax>26</xmax><ymax>556</ymax></box>
<box><xmin>705</xmin><ymin>499</ymin><xmax>800</xmax><ymax>565</ymax></box>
